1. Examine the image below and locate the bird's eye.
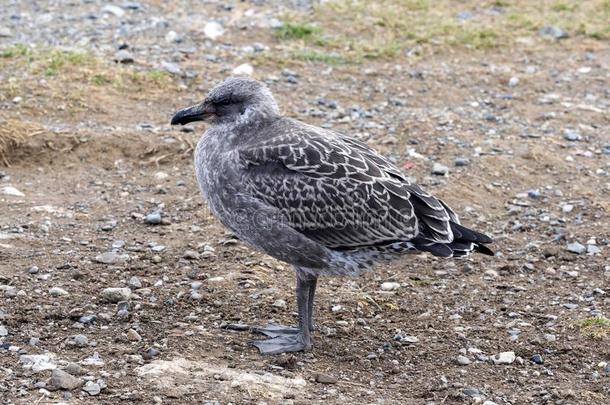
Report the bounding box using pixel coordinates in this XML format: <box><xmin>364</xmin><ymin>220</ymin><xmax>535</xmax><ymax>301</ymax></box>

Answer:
<box><xmin>215</xmin><ymin>96</ymin><xmax>234</xmax><ymax>106</ymax></box>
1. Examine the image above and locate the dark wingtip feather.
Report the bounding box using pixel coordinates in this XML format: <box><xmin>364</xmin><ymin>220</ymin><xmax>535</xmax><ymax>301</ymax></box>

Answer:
<box><xmin>474</xmin><ymin>243</ymin><xmax>495</xmax><ymax>256</ymax></box>
<box><xmin>450</xmin><ymin>222</ymin><xmax>493</xmax><ymax>244</ymax></box>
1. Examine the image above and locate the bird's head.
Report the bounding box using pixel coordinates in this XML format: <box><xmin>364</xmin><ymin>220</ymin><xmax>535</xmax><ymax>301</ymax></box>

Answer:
<box><xmin>170</xmin><ymin>77</ymin><xmax>279</xmax><ymax>127</ymax></box>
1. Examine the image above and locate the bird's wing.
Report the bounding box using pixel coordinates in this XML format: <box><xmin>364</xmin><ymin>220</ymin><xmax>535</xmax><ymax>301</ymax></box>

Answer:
<box><xmin>237</xmin><ymin>120</ymin><xmax>455</xmax><ymax>248</ymax></box>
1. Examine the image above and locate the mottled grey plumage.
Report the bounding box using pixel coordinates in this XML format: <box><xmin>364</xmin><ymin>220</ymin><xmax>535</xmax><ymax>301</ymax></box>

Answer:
<box><xmin>171</xmin><ymin>77</ymin><xmax>493</xmax><ymax>354</ymax></box>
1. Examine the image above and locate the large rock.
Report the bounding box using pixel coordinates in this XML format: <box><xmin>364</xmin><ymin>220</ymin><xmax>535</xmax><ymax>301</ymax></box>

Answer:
<box><xmin>137</xmin><ymin>358</ymin><xmax>306</xmax><ymax>399</ymax></box>
<box><xmin>49</xmin><ymin>369</ymin><xmax>82</xmax><ymax>390</ymax></box>
<box><xmin>101</xmin><ymin>287</ymin><xmax>131</xmax><ymax>303</ymax></box>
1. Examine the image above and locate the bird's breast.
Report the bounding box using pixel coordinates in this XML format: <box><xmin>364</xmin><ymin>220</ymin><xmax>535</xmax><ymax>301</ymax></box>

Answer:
<box><xmin>194</xmin><ymin>134</ymin><xmax>243</xmax><ymax>222</ymax></box>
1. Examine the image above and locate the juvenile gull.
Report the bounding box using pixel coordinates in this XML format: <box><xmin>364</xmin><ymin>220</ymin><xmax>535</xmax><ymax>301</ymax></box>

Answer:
<box><xmin>171</xmin><ymin>77</ymin><xmax>494</xmax><ymax>354</ymax></box>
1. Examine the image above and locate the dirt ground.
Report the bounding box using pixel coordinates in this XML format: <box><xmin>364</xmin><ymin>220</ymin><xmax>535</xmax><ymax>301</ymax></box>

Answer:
<box><xmin>1</xmin><ymin>1</ymin><xmax>609</xmax><ymax>404</ymax></box>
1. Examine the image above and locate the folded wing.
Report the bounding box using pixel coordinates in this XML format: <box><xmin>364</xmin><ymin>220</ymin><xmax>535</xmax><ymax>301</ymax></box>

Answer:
<box><xmin>237</xmin><ymin>119</ymin><xmax>465</xmax><ymax>250</ymax></box>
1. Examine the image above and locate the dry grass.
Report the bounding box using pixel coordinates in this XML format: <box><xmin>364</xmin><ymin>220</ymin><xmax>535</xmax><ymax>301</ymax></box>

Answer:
<box><xmin>0</xmin><ymin>45</ymin><xmax>180</xmax><ymax>118</ymax></box>
<box><xmin>266</xmin><ymin>0</ymin><xmax>610</xmax><ymax>64</ymax></box>
<box><xmin>575</xmin><ymin>316</ymin><xmax>610</xmax><ymax>339</ymax></box>
<box><xmin>0</xmin><ymin>119</ymin><xmax>46</xmax><ymax>166</ymax></box>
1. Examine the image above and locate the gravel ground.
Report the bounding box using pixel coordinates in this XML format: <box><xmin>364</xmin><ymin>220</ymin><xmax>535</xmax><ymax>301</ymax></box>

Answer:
<box><xmin>1</xmin><ymin>1</ymin><xmax>609</xmax><ymax>404</ymax></box>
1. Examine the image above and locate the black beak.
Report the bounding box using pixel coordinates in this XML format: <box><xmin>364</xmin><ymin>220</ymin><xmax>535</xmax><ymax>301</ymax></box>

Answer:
<box><xmin>170</xmin><ymin>102</ymin><xmax>215</xmax><ymax>125</ymax></box>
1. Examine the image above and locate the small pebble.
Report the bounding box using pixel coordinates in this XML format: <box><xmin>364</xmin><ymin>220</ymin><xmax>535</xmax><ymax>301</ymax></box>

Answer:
<box><xmin>454</xmin><ymin>157</ymin><xmax>470</xmax><ymax>167</ymax></box>
<box><xmin>142</xmin><ymin>347</ymin><xmax>160</xmax><ymax>360</ymax></box>
<box><xmin>128</xmin><ymin>276</ymin><xmax>142</xmax><ymax>289</ymax></box>
<box><xmin>78</xmin><ymin>315</ymin><xmax>97</xmax><ymax>325</ymax></box>
<box><xmin>544</xmin><ymin>333</ymin><xmax>556</xmax><ymax>342</ymax></box>
<box><xmin>566</xmin><ymin>242</ymin><xmax>586</xmax><ymax>254</ymax></box>
<box><xmin>68</xmin><ymin>334</ymin><xmax>88</xmax><ymax>348</ymax></box>
<box><xmin>101</xmin><ymin>287</ymin><xmax>131</xmax><ymax>303</ymax></box>
<box><xmin>538</xmin><ymin>26</ymin><xmax>568</xmax><ymax>39</ymax></box>
<box><xmin>315</xmin><ymin>373</ymin><xmax>338</xmax><ymax>384</ymax></box>
<box><xmin>0</xmin><ymin>186</ymin><xmax>25</xmax><ymax>197</ymax></box>
<box><xmin>203</xmin><ymin>21</ymin><xmax>224</xmax><ymax>40</ymax></box>
<box><xmin>564</xmin><ymin>129</ymin><xmax>582</xmax><ymax>141</ymax></box>
<box><xmin>491</xmin><ymin>351</ymin><xmax>515</xmax><ymax>365</ymax></box>
<box><xmin>82</xmin><ymin>381</ymin><xmax>101</xmax><ymax>396</ymax></box>
<box><xmin>183</xmin><ymin>250</ymin><xmax>199</xmax><ymax>260</ymax></box>
<box><xmin>432</xmin><ymin>163</ymin><xmax>449</xmax><ymax>175</ymax></box>
<box><xmin>95</xmin><ymin>252</ymin><xmax>128</xmax><ymax>264</ymax></box>
<box><xmin>272</xmin><ymin>299</ymin><xmax>287</xmax><ymax>309</ymax></box>
<box><xmin>49</xmin><ymin>287</ymin><xmax>69</xmax><ymax>297</ymax></box>
<box><xmin>127</xmin><ymin>329</ymin><xmax>142</xmax><ymax>342</ymax></box>
<box><xmin>587</xmin><ymin>245</ymin><xmax>601</xmax><ymax>254</ymax></box>
<box><xmin>161</xmin><ymin>61</ymin><xmax>181</xmax><ymax>75</ymax></box>
<box><xmin>380</xmin><ymin>282</ymin><xmax>400</xmax><ymax>291</ymax></box>
<box><xmin>232</xmin><ymin>63</ymin><xmax>254</xmax><ymax>76</ymax></box>
<box><xmin>463</xmin><ymin>387</ymin><xmax>479</xmax><ymax>397</ymax></box>
<box><xmin>114</xmin><ymin>49</ymin><xmax>134</xmax><ymax>64</ymax></box>
<box><xmin>531</xmin><ymin>354</ymin><xmax>543</xmax><ymax>364</ymax></box>
<box><xmin>144</xmin><ymin>212</ymin><xmax>162</xmax><ymax>225</ymax></box>
<box><xmin>527</xmin><ymin>189</ymin><xmax>541</xmax><ymax>199</ymax></box>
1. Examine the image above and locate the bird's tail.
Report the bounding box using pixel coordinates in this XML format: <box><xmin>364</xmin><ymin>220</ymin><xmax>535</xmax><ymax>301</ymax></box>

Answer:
<box><xmin>411</xmin><ymin>222</ymin><xmax>494</xmax><ymax>258</ymax></box>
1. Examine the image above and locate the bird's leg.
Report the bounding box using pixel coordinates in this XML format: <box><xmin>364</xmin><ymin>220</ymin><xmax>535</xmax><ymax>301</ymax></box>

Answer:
<box><xmin>250</xmin><ymin>271</ymin><xmax>317</xmax><ymax>354</ymax></box>
<box><xmin>307</xmin><ymin>275</ymin><xmax>317</xmax><ymax>332</ymax></box>
<box><xmin>253</xmin><ymin>271</ymin><xmax>318</xmax><ymax>337</ymax></box>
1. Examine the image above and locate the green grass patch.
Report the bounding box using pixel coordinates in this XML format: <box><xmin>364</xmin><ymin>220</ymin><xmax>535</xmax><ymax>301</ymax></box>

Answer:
<box><xmin>454</xmin><ymin>28</ymin><xmax>500</xmax><ymax>49</ymax></box>
<box><xmin>275</xmin><ymin>22</ymin><xmax>321</xmax><ymax>40</ymax></box>
<box><xmin>576</xmin><ymin>316</ymin><xmax>610</xmax><ymax>339</ymax></box>
<box><xmin>552</xmin><ymin>2</ymin><xmax>578</xmax><ymax>12</ymax></box>
<box><xmin>0</xmin><ymin>44</ymin><xmax>30</xmax><ymax>58</ymax></box>
<box><xmin>43</xmin><ymin>50</ymin><xmax>94</xmax><ymax>76</ymax></box>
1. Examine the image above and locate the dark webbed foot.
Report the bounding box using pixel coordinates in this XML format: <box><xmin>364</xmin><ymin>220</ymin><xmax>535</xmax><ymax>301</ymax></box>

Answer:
<box><xmin>252</xmin><ymin>323</ymin><xmax>300</xmax><ymax>338</ymax></box>
<box><xmin>253</xmin><ymin>322</ymin><xmax>315</xmax><ymax>337</ymax></box>
<box><xmin>250</xmin><ymin>333</ymin><xmax>312</xmax><ymax>355</ymax></box>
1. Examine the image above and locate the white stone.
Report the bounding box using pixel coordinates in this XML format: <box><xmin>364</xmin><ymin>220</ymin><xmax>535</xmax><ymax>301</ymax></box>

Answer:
<box><xmin>83</xmin><ymin>381</ymin><xmax>101</xmax><ymax>395</ymax></box>
<box><xmin>232</xmin><ymin>63</ymin><xmax>254</xmax><ymax>76</ymax></box>
<box><xmin>137</xmin><ymin>358</ymin><xmax>306</xmax><ymax>399</ymax></box>
<box><xmin>20</xmin><ymin>354</ymin><xmax>57</xmax><ymax>372</ymax></box>
<box><xmin>0</xmin><ymin>186</ymin><xmax>24</xmax><ymax>197</ymax></box>
<box><xmin>272</xmin><ymin>299</ymin><xmax>287</xmax><ymax>309</ymax></box>
<box><xmin>102</xmin><ymin>5</ymin><xmax>125</xmax><ymax>18</ymax></box>
<box><xmin>203</xmin><ymin>22</ymin><xmax>224</xmax><ymax>40</ymax></box>
<box><xmin>380</xmin><ymin>282</ymin><xmax>400</xmax><ymax>291</ymax></box>
<box><xmin>154</xmin><ymin>172</ymin><xmax>169</xmax><ymax>181</ymax></box>
<box><xmin>81</xmin><ymin>352</ymin><xmax>105</xmax><ymax>367</ymax></box>
<box><xmin>165</xmin><ymin>30</ymin><xmax>178</xmax><ymax>43</ymax></box>
<box><xmin>491</xmin><ymin>351</ymin><xmax>516</xmax><ymax>365</ymax></box>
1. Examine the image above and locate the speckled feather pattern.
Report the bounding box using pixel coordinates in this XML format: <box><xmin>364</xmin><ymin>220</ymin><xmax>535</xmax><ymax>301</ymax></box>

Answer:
<box><xmin>193</xmin><ymin>78</ymin><xmax>492</xmax><ymax>276</ymax></box>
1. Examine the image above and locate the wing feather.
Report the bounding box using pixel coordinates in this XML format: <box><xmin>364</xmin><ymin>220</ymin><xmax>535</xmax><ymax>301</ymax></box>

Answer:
<box><xmin>238</xmin><ymin>118</ymin><xmax>457</xmax><ymax>248</ymax></box>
